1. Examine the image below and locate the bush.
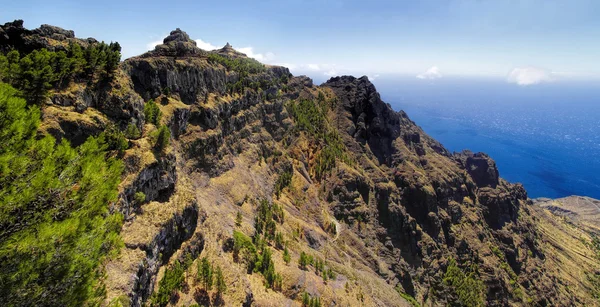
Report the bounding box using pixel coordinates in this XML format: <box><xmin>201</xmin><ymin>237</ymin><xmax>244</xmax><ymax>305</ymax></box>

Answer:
<box><xmin>134</xmin><ymin>191</ymin><xmax>146</xmax><ymax>205</ymax></box>
<box><xmin>215</xmin><ymin>265</ymin><xmax>226</xmax><ymax>295</ymax></box>
<box><xmin>0</xmin><ymin>83</ymin><xmax>124</xmax><ymax>306</ymax></box>
<box><xmin>233</xmin><ymin>230</ymin><xmax>257</xmax><ymax>269</ymax></box>
<box><xmin>144</xmin><ymin>99</ymin><xmax>162</xmax><ymax>125</ymax></box>
<box><xmin>150</xmin><ymin>260</ymin><xmax>185</xmax><ymax>307</ymax></box>
<box><xmin>274</xmin><ymin>170</ymin><xmax>292</xmax><ymax>199</ymax></box>
<box><xmin>198</xmin><ymin>257</ymin><xmax>213</xmax><ymax>290</ymax></box>
<box><xmin>153</xmin><ymin>125</ymin><xmax>171</xmax><ymax>152</ymax></box>
<box><xmin>283</xmin><ymin>246</ymin><xmax>291</xmax><ymax>265</ymax></box>
<box><xmin>235</xmin><ymin>211</ymin><xmax>243</xmax><ymax>227</ymax></box>
<box><xmin>286</xmin><ymin>98</ymin><xmax>351</xmax><ymax>180</ymax></box>
<box><xmin>254</xmin><ymin>199</ymin><xmax>279</xmax><ymax>241</ymax></box>
<box><xmin>299</xmin><ymin>251</ymin><xmax>310</xmax><ymax>270</ymax></box>
<box><xmin>207</xmin><ymin>53</ymin><xmax>265</xmax><ymax>75</ymax></box>
<box><xmin>443</xmin><ymin>259</ymin><xmax>485</xmax><ymax>307</ymax></box>
<box><xmin>124</xmin><ymin>122</ymin><xmax>141</xmax><ymax>139</ymax></box>
<box><xmin>103</xmin><ymin>124</ymin><xmax>128</xmax><ymax>153</ymax></box>
<box><xmin>0</xmin><ymin>42</ymin><xmax>121</xmax><ymax>105</ymax></box>
<box><xmin>302</xmin><ymin>292</ymin><xmax>321</xmax><ymax>307</ymax></box>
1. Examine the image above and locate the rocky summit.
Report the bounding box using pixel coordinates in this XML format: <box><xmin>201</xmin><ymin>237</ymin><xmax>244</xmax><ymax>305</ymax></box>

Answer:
<box><xmin>1</xmin><ymin>21</ymin><xmax>600</xmax><ymax>307</ymax></box>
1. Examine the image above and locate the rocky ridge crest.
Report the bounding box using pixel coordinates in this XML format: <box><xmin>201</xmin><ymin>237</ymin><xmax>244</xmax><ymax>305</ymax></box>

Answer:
<box><xmin>3</xmin><ymin>23</ymin><xmax>600</xmax><ymax>307</ymax></box>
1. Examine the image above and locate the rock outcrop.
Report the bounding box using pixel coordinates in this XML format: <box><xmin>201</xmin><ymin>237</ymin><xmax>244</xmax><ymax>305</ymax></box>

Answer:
<box><xmin>4</xmin><ymin>23</ymin><xmax>600</xmax><ymax>307</ymax></box>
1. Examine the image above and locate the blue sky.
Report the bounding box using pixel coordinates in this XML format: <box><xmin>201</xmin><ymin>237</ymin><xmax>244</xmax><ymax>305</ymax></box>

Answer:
<box><xmin>3</xmin><ymin>0</ymin><xmax>600</xmax><ymax>83</ymax></box>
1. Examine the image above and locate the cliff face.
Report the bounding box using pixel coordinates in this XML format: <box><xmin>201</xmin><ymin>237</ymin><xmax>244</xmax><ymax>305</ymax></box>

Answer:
<box><xmin>2</xmin><ymin>22</ymin><xmax>600</xmax><ymax>307</ymax></box>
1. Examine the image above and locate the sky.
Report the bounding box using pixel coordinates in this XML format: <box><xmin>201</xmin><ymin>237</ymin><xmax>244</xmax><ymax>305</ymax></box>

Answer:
<box><xmin>3</xmin><ymin>0</ymin><xmax>600</xmax><ymax>84</ymax></box>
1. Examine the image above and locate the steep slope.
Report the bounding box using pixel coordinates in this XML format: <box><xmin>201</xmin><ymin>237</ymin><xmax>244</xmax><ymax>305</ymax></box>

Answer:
<box><xmin>535</xmin><ymin>196</ymin><xmax>600</xmax><ymax>235</ymax></box>
<box><xmin>1</xmin><ymin>21</ymin><xmax>600</xmax><ymax>307</ymax></box>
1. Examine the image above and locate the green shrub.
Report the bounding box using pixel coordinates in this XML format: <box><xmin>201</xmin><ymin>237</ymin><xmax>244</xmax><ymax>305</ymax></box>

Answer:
<box><xmin>124</xmin><ymin>122</ymin><xmax>141</xmax><ymax>139</ymax></box>
<box><xmin>0</xmin><ymin>82</ymin><xmax>124</xmax><ymax>305</ymax></box>
<box><xmin>275</xmin><ymin>170</ymin><xmax>292</xmax><ymax>199</ymax></box>
<box><xmin>233</xmin><ymin>230</ymin><xmax>258</xmax><ymax>269</ymax></box>
<box><xmin>103</xmin><ymin>124</ymin><xmax>128</xmax><ymax>153</ymax></box>
<box><xmin>443</xmin><ymin>259</ymin><xmax>485</xmax><ymax>307</ymax></box>
<box><xmin>299</xmin><ymin>251</ymin><xmax>310</xmax><ymax>270</ymax></box>
<box><xmin>254</xmin><ymin>199</ymin><xmax>279</xmax><ymax>241</ymax></box>
<box><xmin>153</xmin><ymin>125</ymin><xmax>171</xmax><ymax>152</ymax></box>
<box><xmin>144</xmin><ymin>99</ymin><xmax>162</xmax><ymax>125</ymax></box>
<box><xmin>235</xmin><ymin>211</ymin><xmax>243</xmax><ymax>227</ymax></box>
<box><xmin>134</xmin><ymin>191</ymin><xmax>146</xmax><ymax>204</ymax></box>
<box><xmin>275</xmin><ymin>232</ymin><xmax>284</xmax><ymax>249</ymax></box>
<box><xmin>302</xmin><ymin>292</ymin><xmax>321</xmax><ymax>307</ymax></box>
<box><xmin>286</xmin><ymin>98</ymin><xmax>351</xmax><ymax>180</ymax></box>
<box><xmin>150</xmin><ymin>260</ymin><xmax>185</xmax><ymax>307</ymax></box>
<box><xmin>207</xmin><ymin>53</ymin><xmax>265</xmax><ymax>75</ymax></box>
<box><xmin>198</xmin><ymin>257</ymin><xmax>214</xmax><ymax>290</ymax></box>
<box><xmin>215</xmin><ymin>265</ymin><xmax>226</xmax><ymax>295</ymax></box>
<box><xmin>283</xmin><ymin>246</ymin><xmax>291</xmax><ymax>265</ymax></box>
<box><xmin>0</xmin><ymin>42</ymin><xmax>120</xmax><ymax>104</ymax></box>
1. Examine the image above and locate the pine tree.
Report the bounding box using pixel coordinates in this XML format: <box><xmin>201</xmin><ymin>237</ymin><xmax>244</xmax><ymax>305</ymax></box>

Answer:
<box><xmin>198</xmin><ymin>257</ymin><xmax>213</xmax><ymax>290</ymax></box>
<box><xmin>283</xmin><ymin>246</ymin><xmax>291</xmax><ymax>265</ymax></box>
<box><xmin>154</xmin><ymin>125</ymin><xmax>170</xmax><ymax>152</ymax></box>
<box><xmin>214</xmin><ymin>266</ymin><xmax>226</xmax><ymax>295</ymax></box>
<box><xmin>17</xmin><ymin>49</ymin><xmax>54</xmax><ymax>105</ymax></box>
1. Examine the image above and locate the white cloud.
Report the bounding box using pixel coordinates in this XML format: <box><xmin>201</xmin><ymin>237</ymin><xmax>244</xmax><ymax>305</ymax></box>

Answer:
<box><xmin>367</xmin><ymin>74</ymin><xmax>380</xmax><ymax>81</ymax></box>
<box><xmin>195</xmin><ymin>39</ymin><xmax>218</xmax><ymax>51</ymax></box>
<box><xmin>307</xmin><ymin>64</ymin><xmax>321</xmax><ymax>71</ymax></box>
<box><xmin>236</xmin><ymin>47</ymin><xmax>275</xmax><ymax>62</ymax></box>
<box><xmin>417</xmin><ymin>66</ymin><xmax>442</xmax><ymax>80</ymax></box>
<box><xmin>146</xmin><ymin>38</ymin><xmax>164</xmax><ymax>51</ymax></box>
<box><xmin>324</xmin><ymin>69</ymin><xmax>337</xmax><ymax>77</ymax></box>
<box><xmin>273</xmin><ymin>63</ymin><xmax>298</xmax><ymax>70</ymax></box>
<box><xmin>507</xmin><ymin>67</ymin><xmax>553</xmax><ymax>86</ymax></box>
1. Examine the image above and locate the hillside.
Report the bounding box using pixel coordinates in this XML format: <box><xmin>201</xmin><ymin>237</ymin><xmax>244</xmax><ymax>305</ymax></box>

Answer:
<box><xmin>1</xmin><ymin>20</ymin><xmax>600</xmax><ymax>307</ymax></box>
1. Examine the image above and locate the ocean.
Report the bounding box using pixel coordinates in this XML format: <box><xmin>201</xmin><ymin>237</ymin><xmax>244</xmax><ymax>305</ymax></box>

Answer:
<box><xmin>374</xmin><ymin>77</ymin><xmax>600</xmax><ymax>199</ymax></box>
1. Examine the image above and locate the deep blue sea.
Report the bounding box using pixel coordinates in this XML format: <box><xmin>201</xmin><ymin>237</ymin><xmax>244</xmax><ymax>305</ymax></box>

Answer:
<box><xmin>374</xmin><ymin>77</ymin><xmax>600</xmax><ymax>199</ymax></box>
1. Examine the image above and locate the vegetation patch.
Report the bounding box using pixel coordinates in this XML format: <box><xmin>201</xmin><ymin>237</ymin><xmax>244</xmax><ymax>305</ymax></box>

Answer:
<box><xmin>0</xmin><ymin>42</ymin><xmax>121</xmax><ymax>104</ymax></box>
<box><xmin>0</xmin><ymin>83</ymin><xmax>124</xmax><ymax>306</ymax></box>
<box><xmin>286</xmin><ymin>97</ymin><xmax>351</xmax><ymax>180</ymax></box>
<box><xmin>443</xmin><ymin>258</ymin><xmax>485</xmax><ymax>307</ymax></box>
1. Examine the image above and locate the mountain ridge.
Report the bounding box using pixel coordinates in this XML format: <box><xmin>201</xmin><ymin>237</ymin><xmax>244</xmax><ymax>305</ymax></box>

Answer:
<box><xmin>1</xmin><ymin>21</ymin><xmax>599</xmax><ymax>307</ymax></box>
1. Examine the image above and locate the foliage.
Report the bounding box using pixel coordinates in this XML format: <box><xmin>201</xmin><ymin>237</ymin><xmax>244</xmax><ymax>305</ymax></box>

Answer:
<box><xmin>150</xmin><ymin>260</ymin><xmax>185</xmax><ymax>307</ymax></box>
<box><xmin>198</xmin><ymin>257</ymin><xmax>214</xmax><ymax>290</ymax></box>
<box><xmin>274</xmin><ymin>170</ymin><xmax>292</xmax><ymax>199</ymax></box>
<box><xmin>286</xmin><ymin>98</ymin><xmax>351</xmax><ymax>180</ymax></box>
<box><xmin>0</xmin><ymin>82</ymin><xmax>124</xmax><ymax>305</ymax></box>
<box><xmin>214</xmin><ymin>265</ymin><xmax>226</xmax><ymax>295</ymax></box>
<box><xmin>0</xmin><ymin>42</ymin><xmax>121</xmax><ymax>105</ymax></box>
<box><xmin>235</xmin><ymin>211</ymin><xmax>243</xmax><ymax>227</ymax></box>
<box><xmin>299</xmin><ymin>251</ymin><xmax>311</xmax><ymax>270</ymax></box>
<box><xmin>144</xmin><ymin>99</ymin><xmax>162</xmax><ymax>125</ymax></box>
<box><xmin>254</xmin><ymin>199</ymin><xmax>283</xmax><ymax>242</ymax></box>
<box><xmin>233</xmin><ymin>228</ymin><xmax>282</xmax><ymax>290</ymax></box>
<box><xmin>153</xmin><ymin>125</ymin><xmax>171</xmax><ymax>152</ymax></box>
<box><xmin>103</xmin><ymin>124</ymin><xmax>129</xmax><ymax>153</ymax></box>
<box><xmin>396</xmin><ymin>286</ymin><xmax>421</xmax><ymax>307</ymax></box>
<box><xmin>124</xmin><ymin>123</ymin><xmax>141</xmax><ymax>139</ymax></box>
<box><xmin>134</xmin><ymin>191</ymin><xmax>146</xmax><ymax>205</ymax></box>
<box><xmin>443</xmin><ymin>259</ymin><xmax>485</xmax><ymax>307</ymax></box>
<box><xmin>587</xmin><ymin>236</ymin><xmax>600</xmax><ymax>301</ymax></box>
<box><xmin>283</xmin><ymin>246</ymin><xmax>291</xmax><ymax>264</ymax></box>
<box><xmin>302</xmin><ymin>292</ymin><xmax>322</xmax><ymax>307</ymax></box>
<box><xmin>275</xmin><ymin>231</ymin><xmax>284</xmax><ymax>249</ymax></box>
<box><xmin>207</xmin><ymin>53</ymin><xmax>266</xmax><ymax>76</ymax></box>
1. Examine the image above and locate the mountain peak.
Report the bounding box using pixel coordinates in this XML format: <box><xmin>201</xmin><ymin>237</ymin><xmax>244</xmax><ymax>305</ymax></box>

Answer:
<box><xmin>215</xmin><ymin>41</ymin><xmax>247</xmax><ymax>58</ymax></box>
<box><xmin>163</xmin><ymin>28</ymin><xmax>195</xmax><ymax>45</ymax></box>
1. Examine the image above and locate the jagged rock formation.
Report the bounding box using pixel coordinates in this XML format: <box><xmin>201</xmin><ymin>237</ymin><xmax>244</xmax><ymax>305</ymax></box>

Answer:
<box><xmin>2</xmin><ymin>22</ymin><xmax>600</xmax><ymax>307</ymax></box>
